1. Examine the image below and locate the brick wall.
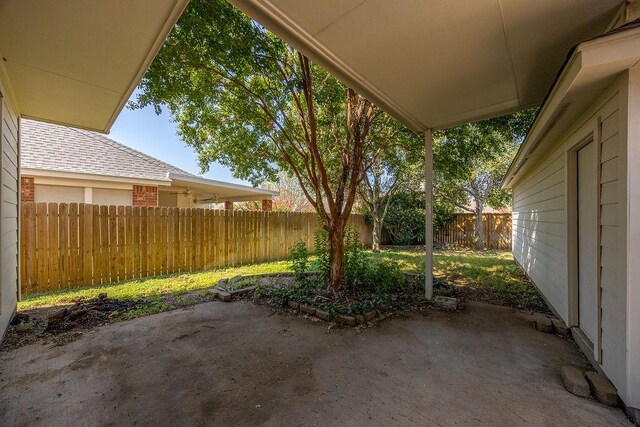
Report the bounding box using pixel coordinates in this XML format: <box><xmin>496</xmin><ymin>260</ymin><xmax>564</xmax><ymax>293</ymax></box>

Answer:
<box><xmin>132</xmin><ymin>185</ymin><xmax>158</xmax><ymax>207</ymax></box>
<box><xmin>20</xmin><ymin>176</ymin><xmax>35</xmax><ymax>202</ymax></box>
<box><xmin>261</xmin><ymin>199</ymin><xmax>273</xmax><ymax>211</ymax></box>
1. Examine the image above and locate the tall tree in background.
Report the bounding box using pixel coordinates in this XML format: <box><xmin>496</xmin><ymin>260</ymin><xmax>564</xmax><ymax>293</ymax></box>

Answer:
<box><xmin>434</xmin><ymin>110</ymin><xmax>536</xmax><ymax>250</ymax></box>
<box><xmin>132</xmin><ymin>0</ymin><xmax>399</xmax><ymax>292</ymax></box>
<box><xmin>236</xmin><ymin>172</ymin><xmax>314</xmax><ymax>212</ymax></box>
<box><xmin>358</xmin><ymin>125</ymin><xmax>422</xmax><ymax>251</ymax></box>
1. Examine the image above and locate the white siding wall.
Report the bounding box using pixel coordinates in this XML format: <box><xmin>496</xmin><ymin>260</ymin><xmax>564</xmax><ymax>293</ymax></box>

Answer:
<box><xmin>0</xmin><ymin>75</ymin><xmax>19</xmax><ymax>336</ymax></box>
<box><xmin>34</xmin><ymin>184</ymin><xmax>84</xmax><ymax>204</ymax></box>
<box><xmin>91</xmin><ymin>188</ymin><xmax>131</xmax><ymax>206</ymax></box>
<box><xmin>512</xmin><ymin>146</ymin><xmax>568</xmax><ymax>319</ymax></box>
<box><xmin>512</xmin><ymin>77</ymin><xmax>629</xmax><ymax>403</ymax></box>
<box><xmin>598</xmin><ymin>100</ymin><xmax>626</xmax><ymax>396</ymax></box>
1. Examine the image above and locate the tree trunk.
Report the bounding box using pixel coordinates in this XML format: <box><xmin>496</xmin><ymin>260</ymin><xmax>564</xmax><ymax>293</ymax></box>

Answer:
<box><xmin>327</xmin><ymin>225</ymin><xmax>346</xmax><ymax>292</ymax></box>
<box><xmin>371</xmin><ymin>205</ymin><xmax>382</xmax><ymax>252</ymax></box>
<box><xmin>474</xmin><ymin>204</ymin><xmax>485</xmax><ymax>251</ymax></box>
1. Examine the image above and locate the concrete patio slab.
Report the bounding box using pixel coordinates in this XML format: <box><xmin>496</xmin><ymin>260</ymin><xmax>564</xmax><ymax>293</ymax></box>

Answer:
<box><xmin>0</xmin><ymin>302</ymin><xmax>630</xmax><ymax>426</ymax></box>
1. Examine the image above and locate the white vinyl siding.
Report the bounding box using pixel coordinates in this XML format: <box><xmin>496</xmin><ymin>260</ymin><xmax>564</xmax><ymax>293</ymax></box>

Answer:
<box><xmin>512</xmin><ymin>147</ymin><xmax>568</xmax><ymax>320</ymax></box>
<box><xmin>0</xmin><ymin>82</ymin><xmax>19</xmax><ymax>336</ymax></box>
<box><xmin>598</xmin><ymin>99</ymin><xmax>626</xmax><ymax>396</ymax></box>
<box><xmin>512</xmin><ymin>78</ymin><xmax>629</xmax><ymax>404</ymax></box>
<box><xmin>34</xmin><ymin>184</ymin><xmax>84</xmax><ymax>204</ymax></box>
<box><xmin>92</xmin><ymin>188</ymin><xmax>132</xmax><ymax>206</ymax></box>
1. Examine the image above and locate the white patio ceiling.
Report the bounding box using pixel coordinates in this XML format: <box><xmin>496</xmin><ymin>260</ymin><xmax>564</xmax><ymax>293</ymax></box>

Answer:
<box><xmin>0</xmin><ymin>0</ymin><xmax>188</xmax><ymax>132</ymax></box>
<box><xmin>229</xmin><ymin>0</ymin><xmax>622</xmax><ymax>131</ymax></box>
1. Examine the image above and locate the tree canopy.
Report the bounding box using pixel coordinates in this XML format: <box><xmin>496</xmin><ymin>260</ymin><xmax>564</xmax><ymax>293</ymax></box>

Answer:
<box><xmin>433</xmin><ymin>110</ymin><xmax>536</xmax><ymax>248</ymax></box>
<box><xmin>132</xmin><ymin>0</ymin><xmax>415</xmax><ymax>291</ymax></box>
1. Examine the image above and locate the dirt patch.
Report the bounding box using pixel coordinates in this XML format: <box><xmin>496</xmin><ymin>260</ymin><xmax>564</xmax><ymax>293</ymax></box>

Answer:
<box><xmin>1</xmin><ymin>294</ymin><xmax>152</xmax><ymax>352</ymax></box>
<box><xmin>433</xmin><ymin>276</ymin><xmax>552</xmax><ymax>315</ymax></box>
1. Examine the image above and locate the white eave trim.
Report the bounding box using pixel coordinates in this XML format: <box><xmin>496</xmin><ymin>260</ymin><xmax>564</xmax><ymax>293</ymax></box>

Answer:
<box><xmin>503</xmin><ymin>25</ymin><xmax>640</xmax><ymax>189</ymax></box>
<box><xmin>167</xmin><ymin>172</ymin><xmax>279</xmax><ymax>197</ymax></box>
<box><xmin>21</xmin><ymin>168</ymin><xmax>172</xmax><ymax>186</ymax></box>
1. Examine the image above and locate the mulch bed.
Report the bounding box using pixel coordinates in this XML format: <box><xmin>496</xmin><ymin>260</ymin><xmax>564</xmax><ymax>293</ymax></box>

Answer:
<box><xmin>433</xmin><ymin>278</ymin><xmax>552</xmax><ymax>314</ymax></box>
<box><xmin>0</xmin><ymin>294</ymin><xmax>152</xmax><ymax>352</ymax></box>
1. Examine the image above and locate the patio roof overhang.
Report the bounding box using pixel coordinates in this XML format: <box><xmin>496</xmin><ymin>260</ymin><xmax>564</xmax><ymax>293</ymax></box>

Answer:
<box><xmin>503</xmin><ymin>20</ymin><xmax>640</xmax><ymax>188</ymax></box>
<box><xmin>0</xmin><ymin>0</ymin><xmax>189</xmax><ymax>133</ymax></box>
<box><xmin>228</xmin><ymin>0</ymin><xmax>622</xmax><ymax>132</ymax></box>
<box><xmin>167</xmin><ymin>172</ymin><xmax>279</xmax><ymax>203</ymax></box>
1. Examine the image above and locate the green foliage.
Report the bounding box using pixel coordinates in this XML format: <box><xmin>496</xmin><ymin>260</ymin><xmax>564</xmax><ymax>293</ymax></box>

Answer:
<box><xmin>255</xmin><ymin>255</ymin><xmax>409</xmax><ymax>316</ymax></box>
<box><xmin>307</xmin><ymin>227</ymin><xmax>405</xmax><ymax>294</ymax></box>
<box><xmin>343</xmin><ymin>227</ymin><xmax>368</xmax><ymax>289</ymax></box>
<box><xmin>383</xmin><ymin>191</ymin><xmax>425</xmax><ymax>245</ymax></box>
<box><xmin>288</xmin><ymin>240</ymin><xmax>309</xmax><ymax>283</ymax></box>
<box><xmin>433</xmin><ymin>200</ymin><xmax>456</xmax><ymax>234</ymax></box>
<box><xmin>313</xmin><ymin>228</ymin><xmax>331</xmax><ymax>285</ymax></box>
<box><xmin>132</xmin><ymin>0</ymin><xmax>405</xmax><ymax>200</ymax></box>
<box><xmin>133</xmin><ymin>0</ymin><xmax>415</xmax><ymax>290</ymax></box>
<box><xmin>434</xmin><ymin>109</ymin><xmax>537</xmax><ymax>213</ymax></box>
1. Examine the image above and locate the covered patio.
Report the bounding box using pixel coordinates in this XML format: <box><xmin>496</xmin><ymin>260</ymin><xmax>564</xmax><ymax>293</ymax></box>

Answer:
<box><xmin>0</xmin><ymin>301</ymin><xmax>628</xmax><ymax>426</ymax></box>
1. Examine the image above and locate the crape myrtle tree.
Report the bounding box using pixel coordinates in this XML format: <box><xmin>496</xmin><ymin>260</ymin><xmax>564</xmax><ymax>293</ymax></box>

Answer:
<box><xmin>433</xmin><ymin>110</ymin><xmax>536</xmax><ymax>250</ymax></box>
<box><xmin>358</xmin><ymin>128</ymin><xmax>423</xmax><ymax>252</ymax></box>
<box><xmin>132</xmin><ymin>0</ymin><xmax>403</xmax><ymax>292</ymax></box>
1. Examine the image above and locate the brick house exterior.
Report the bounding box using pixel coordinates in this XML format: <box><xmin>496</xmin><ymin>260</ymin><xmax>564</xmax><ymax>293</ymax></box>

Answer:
<box><xmin>132</xmin><ymin>185</ymin><xmax>158</xmax><ymax>207</ymax></box>
<box><xmin>20</xmin><ymin>176</ymin><xmax>35</xmax><ymax>202</ymax></box>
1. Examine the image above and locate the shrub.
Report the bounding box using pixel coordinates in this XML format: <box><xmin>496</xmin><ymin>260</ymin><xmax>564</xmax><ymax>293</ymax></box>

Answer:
<box><xmin>383</xmin><ymin>191</ymin><xmax>425</xmax><ymax>245</ymax></box>
<box><xmin>302</xmin><ymin>227</ymin><xmax>406</xmax><ymax>295</ymax></box>
<box><xmin>289</xmin><ymin>240</ymin><xmax>309</xmax><ymax>284</ymax></box>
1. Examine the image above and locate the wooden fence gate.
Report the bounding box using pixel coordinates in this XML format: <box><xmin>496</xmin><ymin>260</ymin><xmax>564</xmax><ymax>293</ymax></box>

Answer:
<box><xmin>20</xmin><ymin>203</ymin><xmax>372</xmax><ymax>294</ymax></box>
<box><xmin>433</xmin><ymin>213</ymin><xmax>512</xmax><ymax>249</ymax></box>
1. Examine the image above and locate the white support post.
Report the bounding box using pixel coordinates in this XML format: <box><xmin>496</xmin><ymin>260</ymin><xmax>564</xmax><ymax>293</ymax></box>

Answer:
<box><xmin>84</xmin><ymin>187</ymin><xmax>93</xmax><ymax>204</ymax></box>
<box><xmin>425</xmin><ymin>128</ymin><xmax>434</xmax><ymax>299</ymax></box>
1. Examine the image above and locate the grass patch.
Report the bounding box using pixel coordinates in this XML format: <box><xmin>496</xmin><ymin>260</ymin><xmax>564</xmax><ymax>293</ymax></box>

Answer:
<box><xmin>19</xmin><ymin>248</ymin><xmax>546</xmax><ymax>313</ymax></box>
<box><xmin>19</xmin><ymin>260</ymin><xmax>291</xmax><ymax>311</ymax></box>
<box><xmin>371</xmin><ymin>248</ymin><xmax>547</xmax><ymax>312</ymax></box>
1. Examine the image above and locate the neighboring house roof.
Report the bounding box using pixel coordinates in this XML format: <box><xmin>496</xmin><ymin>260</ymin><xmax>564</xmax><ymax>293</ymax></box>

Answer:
<box><xmin>20</xmin><ymin>119</ymin><xmax>279</xmax><ymax>202</ymax></box>
<box><xmin>20</xmin><ymin>119</ymin><xmax>193</xmax><ymax>182</ymax></box>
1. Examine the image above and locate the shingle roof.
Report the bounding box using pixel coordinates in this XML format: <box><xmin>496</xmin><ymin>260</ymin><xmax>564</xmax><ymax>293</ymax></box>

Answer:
<box><xmin>20</xmin><ymin>119</ymin><xmax>195</xmax><ymax>182</ymax></box>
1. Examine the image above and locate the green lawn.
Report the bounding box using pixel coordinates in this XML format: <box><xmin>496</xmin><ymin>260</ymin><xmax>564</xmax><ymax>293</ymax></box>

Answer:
<box><xmin>19</xmin><ymin>248</ymin><xmax>547</xmax><ymax>313</ymax></box>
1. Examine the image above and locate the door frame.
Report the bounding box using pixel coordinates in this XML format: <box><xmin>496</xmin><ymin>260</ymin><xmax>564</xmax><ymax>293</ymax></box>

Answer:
<box><xmin>566</xmin><ymin>120</ymin><xmax>602</xmax><ymax>362</ymax></box>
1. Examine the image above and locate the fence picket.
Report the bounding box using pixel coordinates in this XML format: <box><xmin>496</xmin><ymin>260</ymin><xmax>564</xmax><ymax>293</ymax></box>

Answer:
<box><xmin>434</xmin><ymin>213</ymin><xmax>512</xmax><ymax>250</ymax></box>
<box><xmin>58</xmin><ymin>203</ymin><xmax>69</xmax><ymax>288</ymax></box>
<box><xmin>22</xmin><ymin>202</ymin><xmax>36</xmax><ymax>292</ymax></box>
<box><xmin>20</xmin><ymin>202</ymin><xmax>376</xmax><ymax>293</ymax></box>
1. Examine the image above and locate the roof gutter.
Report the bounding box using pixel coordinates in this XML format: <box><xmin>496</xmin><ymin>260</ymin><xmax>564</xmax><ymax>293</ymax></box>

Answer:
<box><xmin>168</xmin><ymin>172</ymin><xmax>279</xmax><ymax>196</ymax></box>
<box><xmin>22</xmin><ymin>168</ymin><xmax>172</xmax><ymax>186</ymax></box>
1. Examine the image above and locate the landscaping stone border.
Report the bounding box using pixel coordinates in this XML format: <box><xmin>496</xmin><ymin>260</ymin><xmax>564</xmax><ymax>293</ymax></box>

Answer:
<box><xmin>286</xmin><ymin>301</ymin><xmax>379</xmax><ymax>327</ymax></box>
<box><xmin>520</xmin><ymin>312</ymin><xmax>571</xmax><ymax>337</ymax></box>
<box><xmin>209</xmin><ymin>272</ymin><xmax>319</xmax><ymax>303</ymax></box>
<box><xmin>208</xmin><ymin>271</ymin><xmax>398</xmax><ymax>327</ymax></box>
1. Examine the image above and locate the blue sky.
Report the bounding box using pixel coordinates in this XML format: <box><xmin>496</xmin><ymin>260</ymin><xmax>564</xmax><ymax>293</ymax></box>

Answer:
<box><xmin>109</xmin><ymin>94</ymin><xmax>247</xmax><ymax>185</ymax></box>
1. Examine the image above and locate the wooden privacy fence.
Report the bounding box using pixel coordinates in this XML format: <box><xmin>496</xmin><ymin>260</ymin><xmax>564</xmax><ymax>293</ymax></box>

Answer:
<box><xmin>20</xmin><ymin>203</ymin><xmax>372</xmax><ymax>294</ymax></box>
<box><xmin>434</xmin><ymin>213</ymin><xmax>512</xmax><ymax>249</ymax></box>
